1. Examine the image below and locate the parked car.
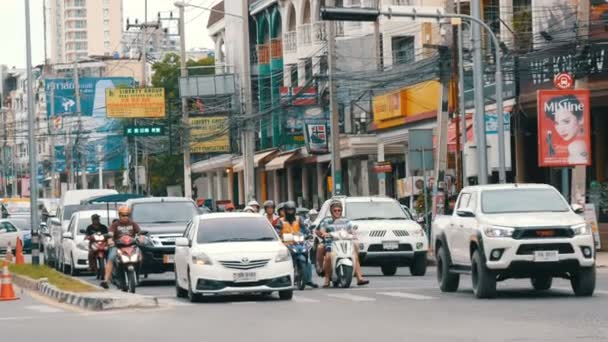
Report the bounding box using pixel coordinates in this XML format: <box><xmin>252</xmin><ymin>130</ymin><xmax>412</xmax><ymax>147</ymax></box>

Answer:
<box><xmin>7</xmin><ymin>216</ymin><xmax>32</xmax><ymax>253</ymax></box>
<box><xmin>432</xmin><ymin>184</ymin><xmax>596</xmax><ymax>298</ymax></box>
<box><xmin>312</xmin><ymin>196</ymin><xmax>428</xmax><ymax>276</ymax></box>
<box><xmin>0</xmin><ymin>220</ymin><xmax>29</xmax><ymax>254</ymax></box>
<box><xmin>2</xmin><ymin>198</ymin><xmax>31</xmax><ymax>218</ymax></box>
<box><xmin>58</xmin><ymin>209</ymin><xmax>117</xmax><ymax>276</ymax></box>
<box><xmin>126</xmin><ymin>197</ymin><xmax>199</xmax><ymax>275</ymax></box>
<box><xmin>174</xmin><ymin>213</ymin><xmax>294</xmax><ymax>302</ymax></box>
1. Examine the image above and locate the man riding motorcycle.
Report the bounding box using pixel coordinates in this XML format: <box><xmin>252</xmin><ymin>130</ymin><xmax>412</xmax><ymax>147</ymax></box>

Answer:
<box><xmin>280</xmin><ymin>201</ymin><xmax>318</xmax><ymax>289</ymax></box>
<box><xmin>85</xmin><ymin>214</ymin><xmax>108</xmax><ymax>273</ymax></box>
<box><xmin>263</xmin><ymin>200</ymin><xmax>282</xmax><ymax>230</ymax></box>
<box><xmin>100</xmin><ymin>206</ymin><xmax>143</xmax><ymax>289</ymax></box>
<box><xmin>316</xmin><ymin>200</ymin><xmax>369</xmax><ymax>288</ymax></box>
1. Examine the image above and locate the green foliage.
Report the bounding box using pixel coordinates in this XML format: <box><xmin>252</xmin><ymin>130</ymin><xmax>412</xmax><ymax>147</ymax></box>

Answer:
<box><xmin>149</xmin><ymin>153</ymin><xmax>184</xmax><ymax>196</ymax></box>
<box><xmin>151</xmin><ymin>53</ymin><xmax>215</xmax><ymax>102</ymax></box>
<box><xmin>414</xmin><ymin>191</ymin><xmax>432</xmax><ymax>216</ymax></box>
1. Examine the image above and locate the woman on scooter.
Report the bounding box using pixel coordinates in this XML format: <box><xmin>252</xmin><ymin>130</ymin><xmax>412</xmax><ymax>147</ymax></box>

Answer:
<box><xmin>280</xmin><ymin>201</ymin><xmax>318</xmax><ymax>289</ymax></box>
<box><xmin>317</xmin><ymin>200</ymin><xmax>369</xmax><ymax>288</ymax></box>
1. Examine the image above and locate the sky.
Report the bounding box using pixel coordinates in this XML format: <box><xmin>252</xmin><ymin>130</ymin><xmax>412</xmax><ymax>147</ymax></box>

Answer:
<box><xmin>0</xmin><ymin>0</ymin><xmax>216</xmax><ymax>68</ymax></box>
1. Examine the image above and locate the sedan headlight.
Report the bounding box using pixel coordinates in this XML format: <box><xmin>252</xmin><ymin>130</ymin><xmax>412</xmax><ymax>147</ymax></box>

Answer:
<box><xmin>275</xmin><ymin>248</ymin><xmax>291</xmax><ymax>263</ymax></box>
<box><xmin>572</xmin><ymin>223</ymin><xmax>590</xmax><ymax>236</ymax></box>
<box><xmin>192</xmin><ymin>252</ymin><xmax>213</xmax><ymax>266</ymax></box>
<box><xmin>410</xmin><ymin>228</ymin><xmax>425</xmax><ymax>237</ymax></box>
<box><xmin>76</xmin><ymin>241</ymin><xmax>89</xmax><ymax>251</ymax></box>
<box><xmin>483</xmin><ymin>226</ymin><xmax>514</xmax><ymax>238</ymax></box>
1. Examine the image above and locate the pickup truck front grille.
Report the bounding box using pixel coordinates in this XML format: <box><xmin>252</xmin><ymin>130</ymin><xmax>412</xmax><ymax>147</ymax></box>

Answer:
<box><xmin>516</xmin><ymin>243</ymin><xmax>574</xmax><ymax>255</ymax></box>
<box><xmin>367</xmin><ymin>243</ymin><xmax>413</xmax><ymax>252</ymax></box>
<box><xmin>512</xmin><ymin>228</ymin><xmax>574</xmax><ymax>239</ymax></box>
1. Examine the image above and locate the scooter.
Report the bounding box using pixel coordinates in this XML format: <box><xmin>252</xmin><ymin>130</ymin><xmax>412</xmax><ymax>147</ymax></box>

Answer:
<box><xmin>89</xmin><ymin>232</ymin><xmax>108</xmax><ymax>280</ymax></box>
<box><xmin>325</xmin><ymin>228</ymin><xmax>356</xmax><ymax>289</ymax></box>
<box><xmin>111</xmin><ymin>235</ymin><xmax>142</xmax><ymax>293</ymax></box>
<box><xmin>283</xmin><ymin>233</ymin><xmax>313</xmax><ymax>291</ymax></box>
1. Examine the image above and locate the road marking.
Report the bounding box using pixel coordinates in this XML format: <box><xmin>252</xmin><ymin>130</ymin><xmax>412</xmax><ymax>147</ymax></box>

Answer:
<box><xmin>293</xmin><ymin>296</ymin><xmax>320</xmax><ymax>303</ymax></box>
<box><xmin>376</xmin><ymin>292</ymin><xmax>436</xmax><ymax>300</ymax></box>
<box><xmin>24</xmin><ymin>305</ymin><xmax>64</xmax><ymax>313</ymax></box>
<box><xmin>326</xmin><ymin>293</ymin><xmax>376</xmax><ymax>302</ymax></box>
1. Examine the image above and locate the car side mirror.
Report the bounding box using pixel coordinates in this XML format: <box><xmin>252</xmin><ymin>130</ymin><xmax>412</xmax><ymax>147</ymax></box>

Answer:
<box><xmin>175</xmin><ymin>237</ymin><xmax>190</xmax><ymax>247</ymax></box>
<box><xmin>456</xmin><ymin>209</ymin><xmax>475</xmax><ymax>218</ymax></box>
<box><xmin>572</xmin><ymin>204</ymin><xmax>584</xmax><ymax>214</ymax></box>
<box><xmin>62</xmin><ymin>232</ymin><xmax>73</xmax><ymax>240</ymax></box>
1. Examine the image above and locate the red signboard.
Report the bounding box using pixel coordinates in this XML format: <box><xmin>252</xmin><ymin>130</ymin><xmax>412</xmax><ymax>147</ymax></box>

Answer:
<box><xmin>280</xmin><ymin>87</ymin><xmax>317</xmax><ymax>106</ymax></box>
<box><xmin>554</xmin><ymin>72</ymin><xmax>573</xmax><ymax>90</ymax></box>
<box><xmin>373</xmin><ymin>162</ymin><xmax>393</xmax><ymax>174</ymax></box>
<box><xmin>537</xmin><ymin>89</ymin><xmax>591</xmax><ymax>167</ymax></box>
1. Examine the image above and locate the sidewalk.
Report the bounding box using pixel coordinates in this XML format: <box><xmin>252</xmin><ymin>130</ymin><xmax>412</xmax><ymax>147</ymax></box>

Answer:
<box><xmin>597</xmin><ymin>251</ymin><xmax>608</xmax><ymax>268</ymax></box>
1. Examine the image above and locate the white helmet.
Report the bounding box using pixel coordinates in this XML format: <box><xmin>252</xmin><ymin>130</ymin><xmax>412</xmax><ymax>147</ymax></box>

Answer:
<box><xmin>247</xmin><ymin>200</ymin><xmax>260</xmax><ymax>208</ymax></box>
<box><xmin>309</xmin><ymin>209</ymin><xmax>318</xmax><ymax>215</ymax></box>
<box><xmin>243</xmin><ymin>206</ymin><xmax>255</xmax><ymax>213</ymax></box>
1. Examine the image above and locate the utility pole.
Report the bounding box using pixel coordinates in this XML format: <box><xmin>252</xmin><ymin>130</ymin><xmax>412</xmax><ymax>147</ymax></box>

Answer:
<box><xmin>25</xmin><ymin>0</ymin><xmax>40</xmax><ymax>265</ymax></box>
<box><xmin>176</xmin><ymin>2</ymin><xmax>192</xmax><ymax>199</ymax></box>
<box><xmin>457</xmin><ymin>0</ymin><xmax>467</xmax><ymax>188</ymax></box>
<box><xmin>50</xmin><ymin>86</ymin><xmax>56</xmax><ymax>197</ymax></box>
<box><xmin>327</xmin><ymin>0</ymin><xmax>342</xmax><ymax>196</ymax></box>
<box><xmin>240</xmin><ymin>3</ymin><xmax>255</xmax><ymax>203</ymax></box>
<box><xmin>73</xmin><ymin>61</ymin><xmax>86</xmax><ymax>189</ymax></box>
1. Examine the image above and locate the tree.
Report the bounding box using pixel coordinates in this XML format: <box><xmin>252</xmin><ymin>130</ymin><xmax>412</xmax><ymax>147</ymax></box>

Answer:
<box><xmin>151</xmin><ymin>53</ymin><xmax>215</xmax><ymax>102</ymax></box>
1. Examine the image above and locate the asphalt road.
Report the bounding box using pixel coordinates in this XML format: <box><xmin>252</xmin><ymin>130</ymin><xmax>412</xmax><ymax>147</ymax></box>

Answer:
<box><xmin>3</xmin><ymin>266</ymin><xmax>608</xmax><ymax>342</ymax></box>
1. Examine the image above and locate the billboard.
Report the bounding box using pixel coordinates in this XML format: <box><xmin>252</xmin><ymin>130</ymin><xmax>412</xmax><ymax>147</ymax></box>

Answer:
<box><xmin>53</xmin><ymin>135</ymin><xmax>126</xmax><ymax>173</ymax></box>
<box><xmin>189</xmin><ymin>117</ymin><xmax>230</xmax><ymax>153</ymax></box>
<box><xmin>106</xmin><ymin>88</ymin><xmax>166</xmax><ymax>118</ymax></box>
<box><xmin>45</xmin><ymin>77</ymin><xmax>134</xmax><ymax>117</ymax></box>
<box><xmin>537</xmin><ymin>89</ymin><xmax>591</xmax><ymax>167</ymax></box>
<box><xmin>372</xmin><ymin>90</ymin><xmax>402</xmax><ymax>121</ymax></box>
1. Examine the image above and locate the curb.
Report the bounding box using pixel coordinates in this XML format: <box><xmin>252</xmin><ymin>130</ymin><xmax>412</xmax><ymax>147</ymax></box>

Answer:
<box><xmin>11</xmin><ymin>274</ymin><xmax>158</xmax><ymax>311</ymax></box>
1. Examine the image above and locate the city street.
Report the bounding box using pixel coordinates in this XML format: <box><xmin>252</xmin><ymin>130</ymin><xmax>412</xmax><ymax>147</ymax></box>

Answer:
<box><xmin>3</xmin><ymin>266</ymin><xmax>608</xmax><ymax>341</ymax></box>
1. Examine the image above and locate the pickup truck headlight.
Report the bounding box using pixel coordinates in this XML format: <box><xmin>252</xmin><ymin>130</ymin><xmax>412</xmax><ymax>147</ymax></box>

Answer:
<box><xmin>410</xmin><ymin>228</ymin><xmax>425</xmax><ymax>237</ymax></box>
<box><xmin>275</xmin><ymin>248</ymin><xmax>291</xmax><ymax>263</ymax></box>
<box><xmin>571</xmin><ymin>223</ymin><xmax>590</xmax><ymax>236</ymax></box>
<box><xmin>76</xmin><ymin>241</ymin><xmax>89</xmax><ymax>251</ymax></box>
<box><xmin>483</xmin><ymin>226</ymin><xmax>514</xmax><ymax>238</ymax></box>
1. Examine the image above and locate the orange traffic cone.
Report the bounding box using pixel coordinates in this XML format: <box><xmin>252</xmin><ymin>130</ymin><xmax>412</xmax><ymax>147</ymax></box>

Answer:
<box><xmin>5</xmin><ymin>241</ymin><xmax>13</xmax><ymax>263</ymax></box>
<box><xmin>0</xmin><ymin>259</ymin><xmax>18</xmax><ymax>301</ymax></box>
<box><xmin>15</xmin><ymin>237</ymin><xmax>24</xmax><ymax>265</ymax></box>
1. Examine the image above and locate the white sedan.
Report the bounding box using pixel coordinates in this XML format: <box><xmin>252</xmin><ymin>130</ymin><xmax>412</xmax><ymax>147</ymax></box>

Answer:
<box><xmin>0</xmin><ymin>220</ymin><xmax>22</xmax><ymax>253</ymax></box>
<box><xmin>174</xmin><ymin>213</ymin><xmax>294</xmax><ymax>302</ymax></box>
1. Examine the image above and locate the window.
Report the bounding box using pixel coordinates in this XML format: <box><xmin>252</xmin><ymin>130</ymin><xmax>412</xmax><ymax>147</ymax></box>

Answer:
<box><xmin>392</xmin><ymin>36</ymin><xmax>415</xmax><ymax>65</ymax></box>
<box><xmin>103</xmin><ymin>0</ymin><xmax>110</xmax><ymax>5</ymax></box>
<box><xmin>457</xmin><ymin>193</ymin><xmax>471</xmax><ymax>210</ymax></box>
<box><xmin>0</xmin><ymin>222</ymin><xmax>17</xmax><ymax>233</ymax></box>
<box><xmin>196</xmin><ymin>217</ymin><xmax>277</xmax><ymax>244</ymax></box>
<box><xmin>104</xmin><ymin>41</ymin><xmax>110</xmax><ymax>49</ymax></box>
<box><xmin>345</xmin><ymin>201</ymin><xmax>408</xmax><ymax>220</ymax></box>
<box><xmin>103</xmin><ymin>9</ymin><xmax>109</xmax><ymax>19</ymax></box>
<box><xmin>304</xmin><ymin>58</ymin><xmax>313</xmax><ymax>82</ymax></box>
<box><xmin>290</xmin><ymin>65</ymin><xmax>298</xmax><ymax>86</ymax></box>
<box><xmin>481</xmin><ymin>189</ymin><xmax>570</xmax><ymax>214</ymax></box>
<box><xmin>104</xmin><ymin>30</ymin><xmax>110</xmax><ymax>40</ymax></box>
<box><xmin>76</xmin><ymin>20</ymin><xmax>86</xmax><ymax>28</ymax></box>
<box><xmin>104</xmin><ymin>20</ymin><xmax>110</xmax><ymax>27</ymax></box>
<box><xmin>131</xmin><ymin>201</ymin><xmax>199</xmax><ymax>224</ymax></box>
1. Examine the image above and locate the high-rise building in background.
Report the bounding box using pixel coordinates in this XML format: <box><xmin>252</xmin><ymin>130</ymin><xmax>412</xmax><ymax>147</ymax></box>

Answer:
<box><xmin>45</xmin><ymin>0</ymin><xmax>123</xmax><ymax>64</ymax></box>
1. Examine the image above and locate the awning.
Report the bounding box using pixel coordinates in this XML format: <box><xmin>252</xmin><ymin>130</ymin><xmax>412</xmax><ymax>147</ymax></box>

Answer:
<box><xmin>265</xmin><ymin>151</ymin><xmax>298</xmax><ymax>171</ymax></box>
<box><xmin>233</xmin><ymin>149</ymin><xmax>278</xmax><ymax>172</ymax></box>
<box><xmin>191</xmin><ymin>154</ymin><xmax>234</xmax><ymax>174</ymax></box>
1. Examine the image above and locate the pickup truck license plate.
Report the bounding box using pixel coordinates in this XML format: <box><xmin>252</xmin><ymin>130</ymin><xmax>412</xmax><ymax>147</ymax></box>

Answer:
<box><xmin>233</xmin><ymin>272</ymin><xmax>256</xmax><ymax>282</ymax></box>
<box><xmin>163</xmin><ymin>254</ymin><xmax>175</xmax><ymax>264</ymax></box>
<box><xmin>382</xmin><ymin>241</ymin><xmax>399</xmax><ymax>250</ymax></box>
<box><xmin>534</xmin><ymin>250</ymin><xmax>559</xmax><ymax>262</ymax></box>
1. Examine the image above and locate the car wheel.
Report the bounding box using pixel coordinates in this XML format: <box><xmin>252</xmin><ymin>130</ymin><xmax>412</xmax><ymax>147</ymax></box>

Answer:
<box><xmin>571</xmin><ymin>267</ymin><xmax>595</xmax><ymax>297</ymax></box>
<box><xmin>278</xmin><ymin>290</ymin><xmax>293</xmax><ymax>300</ymax></box>
<box><xmin>531</xmin><ymin>276</ymin><xmax>552</xmax><ymax>291</ymax></box>
<box><xmin>410</xmin><ymin>252</ymin><xmax>427</xmax><ymax>276</ymax></box>
<box><xmin>187</xmin><ymin>269</ymin><xmax>200</xmax><ymax>303</ymax></box>
<box><xmin>175</xmin><ymin>271</ymin><xmax>187</xmax><ymax>298</ymax></box>
<box><xmin>70</xmin><ymin>254</ymin><xmax>79</xmax><ymax>277</ymax></box>
<box><xmin>381</xmin><ymin>265</ymin><xmax>397</xmax><ymax>276</ymax></box>
<box><xmin>471</xmin><ymin>250</ymin><xmax>496</xmax><ymax>299</ymax></box>
<box><xmin>436</xmin><ymin>247</ymin><xmax>459</xmax><ymax>292</ymax></box>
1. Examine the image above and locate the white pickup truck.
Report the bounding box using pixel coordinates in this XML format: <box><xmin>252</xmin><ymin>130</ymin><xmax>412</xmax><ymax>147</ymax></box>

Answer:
<box><xmin>432</xmin><ymin>183</ymin><xmax>596</xmax><ymax>298</ymax></box>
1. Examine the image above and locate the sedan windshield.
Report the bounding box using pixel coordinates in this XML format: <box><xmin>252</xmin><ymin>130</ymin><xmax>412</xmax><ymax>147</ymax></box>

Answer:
<box><xmin>481</xmin><ymin>189</ymin><xmax>570</xmax><ymax>214</ymax></box>
<box><xmin>345</xmin><ymin>201</ymin><xmax>408</xmax><ymax>220</ymax></box>
<box><xmin>132</xmin><ymin>202</ymin><xmax>198</xmax><ymax>224</ymax></box>
<box><xmin>197</xmin><ymin>217</ymin><xmax>278</xmax><ymax>244</ymax></box>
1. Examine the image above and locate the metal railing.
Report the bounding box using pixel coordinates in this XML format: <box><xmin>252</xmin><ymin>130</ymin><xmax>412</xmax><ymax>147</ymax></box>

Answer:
<box><xmin>283</xmin><ymin>31</ymin><xmax>297</xmax><ymax>54</ymax></box>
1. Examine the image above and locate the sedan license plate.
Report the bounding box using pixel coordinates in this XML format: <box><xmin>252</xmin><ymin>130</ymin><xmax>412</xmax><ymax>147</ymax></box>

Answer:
<box><xmin>163</xmin><ymin>254</ymin><xmax>175</xmax><ymax>264</ymax></box>
<box><xmin>233</xmin><ymin>272</ymin><xmax>256</xmax><ymax>282</ymax></box>
<box><xmin>382</xmin><ymin>241</ymin><xmax>399</xmax><ymax>250</ymax></box>
<box><xmin>534</xmin><ymin>250</ymin><xmax>559</xmax><ymax>262</ymax></box>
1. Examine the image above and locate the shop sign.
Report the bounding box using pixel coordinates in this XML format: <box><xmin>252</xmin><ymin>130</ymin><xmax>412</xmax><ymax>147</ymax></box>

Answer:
<box><xmin>373</xmin><ymin>162</ymin><xmax>393</xmax><ymax>174</ymax></box>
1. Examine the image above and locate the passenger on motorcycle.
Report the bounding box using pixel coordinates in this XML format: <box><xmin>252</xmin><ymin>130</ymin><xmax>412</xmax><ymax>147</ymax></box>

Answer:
<box><xmin>100</xmin><ymin>206</ymin><xmax>142</xmax><ymax>289</ymax></box>
<box><xmin>305</xmin><ymin>209</ymin><xmax>318</xmax><ymax>227</ymax></box>
<box><xmin>277</xmin><ymin>202</ymin><xmax>286</xmax><ymax>219</ymax></box>
<box><xmin>280</xmin><ymin>201</ymin><xmax>318</xmax><ymax>289</ymax></box>
<box><xmin>247</xmin><ymin>200</ymin><xmax>261</xmax><ymax>214</ymax></box>
<box><xmin>263</xmin><ymin>200</ymin><xmax>282</xmax><ymax>230</ymax></box>
<box><xmin>85</xmin><ymin>214</ymin><xmax>108</xmax><ymax>273</ymax></box>
<box><xmin>316</xmin><ymin>200</ymin><xmax>369</xmax><ymax>288</ymax></box>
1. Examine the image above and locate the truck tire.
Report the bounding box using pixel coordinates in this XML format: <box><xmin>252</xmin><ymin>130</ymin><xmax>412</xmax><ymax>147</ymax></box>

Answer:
<box><xmin>381</xmin><ymin>265</ymin><xmax>397</xmax><ymax>276</ymax></box>
<box><xmin>436</xmin><ymin>247</ymin><xmax>459</xmax><ymax>292</ymax></box>
<box><xmin>571</xmin><ymin>267</ymin><xmax>595</xmax><ymax>297</ymax></box>
<box><xmin>471</xmin><ymin>250</ymin><xmax>496</xmax><ymax>299</ymax></box>
<box><xmin>409</xmin><ymin>252</ymin><xmax>427</xmax><ymax>276</ymax></box>
<box><xmin>531</xmin><ymin>276</ymin><xmax>552</xmax><ymax>291</ymax></box>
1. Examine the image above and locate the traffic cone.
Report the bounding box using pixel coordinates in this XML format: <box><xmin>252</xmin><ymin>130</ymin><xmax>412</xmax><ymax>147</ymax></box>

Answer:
<box><xmin>5</xmin><ymin>241</ymin><xmax>13</xmax><ymax>263</ymax></box>
<box><xmin>0</xmin><ymin>259</ymin><xmax>18</xmax><ymax>301</ymax></box>
<box><xmin>15</xmin><ymin>237</ymin><xmax>25</xmax><ymax>265</ymax></box>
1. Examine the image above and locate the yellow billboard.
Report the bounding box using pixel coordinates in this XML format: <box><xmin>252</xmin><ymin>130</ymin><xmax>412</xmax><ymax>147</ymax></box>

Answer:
<box><xmin>372</xmin><ymin>90</ymin><xmax>403</xmax><ymax>121</ymax></box>
<box><xmin>189</xmin><ymin>116</ymin><xmax>230</xmax><ymax>153</ymax></box>
<box><xmin>106</xmin><ymin>88</ymin><xmax>166</xmax><ymax>118</ymax></box>
<box><xmin>372</xmin><ymin>80</ymin><xmax>440</xmax><ymax>130</ymax></box>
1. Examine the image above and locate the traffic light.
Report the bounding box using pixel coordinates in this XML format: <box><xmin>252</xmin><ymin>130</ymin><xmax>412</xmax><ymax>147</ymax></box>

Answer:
<box><xmin>124</xmin><ymin>125</ymin><xmax>165</xmax><ymax>136</ymax></box>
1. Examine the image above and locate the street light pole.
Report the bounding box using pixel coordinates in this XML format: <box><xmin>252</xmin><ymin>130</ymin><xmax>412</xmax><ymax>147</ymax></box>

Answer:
<box><xmin>25</xmin><ymin>0</ymin><xmax>40</xmax><ymax>265</ymax></box>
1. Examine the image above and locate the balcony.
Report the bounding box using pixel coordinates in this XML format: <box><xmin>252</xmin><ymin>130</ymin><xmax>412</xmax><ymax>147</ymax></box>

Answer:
<box><xmin>313</xmin><ymin>22</ymin><xmax>326</xmax><ymax>44</ymax></box>
<box><xmin>257</xmin><ymin>44</ymin><xmax>270</xmax><ymax>65</ymax></box>
<box><xmin>298</xmin><ymin>24</ymin><xmax>312</xmax><ymax>47</ymax></box>
<box><xmin>270</xmin><ymin>38</ymin><xmax>282</xmax><ymax>59</ymax></box>
<box><xmin>283</xmin><ymin>31</ymin><xmax>297</xmax><ymax>54</ymax></box>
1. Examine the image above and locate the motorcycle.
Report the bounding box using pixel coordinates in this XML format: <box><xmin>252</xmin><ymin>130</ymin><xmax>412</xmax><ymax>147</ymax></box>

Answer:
<box><xmin>111</xmin><ymin>235</ymin><xmax>142</xmax><ymax>293</ymax></box>
<box><xmin>325</xmin><ymin>229</ymin><xmax>356</xmax><ymax>289</ymax></box>
<box><xmin>89</xmin><ymin>232</ymin><xmax>108</xmax><ymax>280</ymax></box>
<box><xmin>283</xmin><ymin>233</ymin><xmax>313</xmax><ymax>291</ymax></box>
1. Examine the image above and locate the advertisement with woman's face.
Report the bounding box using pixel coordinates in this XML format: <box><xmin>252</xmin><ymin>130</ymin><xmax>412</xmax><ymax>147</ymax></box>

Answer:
<box><xmin>537</xmin><ymin>90</ymin><xmax>591</xmax><ymax>167</ymax></box>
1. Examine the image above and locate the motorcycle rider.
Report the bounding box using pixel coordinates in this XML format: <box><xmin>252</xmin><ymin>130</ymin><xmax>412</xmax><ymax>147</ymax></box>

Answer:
<box><xmin>263</xmin><ymin>200</ymin><xmax>282</xmax><ymax>230</ymax></box>
<box><xmin>85</xmin><ymin>214</ymin><xmax>108</xmax><ymax>273</ymax></box>
<box><xmin>100</xmin><ymin>206</ymin><xmax>142</xmax><ymax>289</ymax></box>
<box><xmin>280</xmin><ymin>201</ymin><xmax>318</xmax><ymax>289</ymax></box>
<box><xmin>243</xmin><ymin>206</ymin><xmax>256</xmax><ymax>213</ymax></box>
<box><xmin>277</xmin><ymin>202</ymin><xmax>286</xmax><ymax>219</ymax></box>
<box><xmin>305</xmin><ymin>209</ymin><xmax>318</xmax><ymax>227</ymax></box>
<box><xmin>317</xmin><ymin>199</ymin><xmax>369</xmax><ymax>288</ymax></box>
<box><xmin>247</xmin><ymin>200</ymin><xmax>261</xmax><ymax>213</ymax></box>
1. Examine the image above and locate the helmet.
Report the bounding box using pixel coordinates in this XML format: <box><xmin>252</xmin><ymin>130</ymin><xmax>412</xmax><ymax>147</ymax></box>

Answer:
<box><xmin>284</xmin><ymin>201</ymin><xmax>296</xmax><ymax>210</ymax></box>
<box><xmin>225</xmin><ymin>203</ymin><xmax>235</xmax><ymax>210</ymax></box>
<box><xmin>91</xmin><ymin>214</ymin><xmax>101</xmax><ymax>220</ymax></box>
<box><xmin>243</xmin><ymin>206</ymin><xmax>255</xmax><ymax>213</ymax></box>
<box><xmin>118</xmin><ymin>206</ymin><xmax>131</xmax><ymax>216</ymax></box>
<box><xmin>277</xmin><ymin>202</ymin><xmax>285</xmax><ymax>211</ymax></box>
<box><xmin>263</xmin><ymin>200</ymin><xmax>275</xmax><ymax>209</ymax></box>
<box><xmin>247</xmin><ymin>200</ymin><xmax>260</xmax><ymax>208</ymax></box>
<box><xmin>309</xmin><ymin>209</ymin><xmax>318</xmax><ymax>216</ymax></box>
<box><xmin>329</xmin><ymin>199</ymin><xmax>343</xmax><ymax>210</ymax></box>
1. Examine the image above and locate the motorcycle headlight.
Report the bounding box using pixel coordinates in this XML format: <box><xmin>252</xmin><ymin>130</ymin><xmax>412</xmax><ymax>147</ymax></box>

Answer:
<box><xmin>572</xmin><ymin>223</ymin><xmax>590</xmax><ymax>236</ymax></box>
<box><xmin>192</xmin><ymin>252</ymin><xmax>213</xmax><ymax>266</ymax></box>
<box><xmin>76</xmin><ymin>241</ymin><xmax>89</xmax><ymax>251</ymax></box>
<box><xmin>275</xmin><ymin>248</ymin><xmax>291</xmax><ymax>263</ymax></box>
<box><xmin>410</xmin><ymin>228</ymin><xmax>425</xmax><ymax>237</ymax></box>
<box><xmin>483</xmin><ymin>226</ymin><xmax>515</xmax><ymax>238</ymax></box>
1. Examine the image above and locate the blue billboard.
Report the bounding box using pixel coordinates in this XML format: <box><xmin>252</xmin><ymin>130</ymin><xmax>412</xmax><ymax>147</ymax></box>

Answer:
<box><xmin>45</xmin><ymin>77</ymin><xmax>134</xmax><ymax>117</ymax></box>
<box><xmin>54</xmin><ymin>135</ymin><xmax>126</xmax><ymax>173</ymax></box>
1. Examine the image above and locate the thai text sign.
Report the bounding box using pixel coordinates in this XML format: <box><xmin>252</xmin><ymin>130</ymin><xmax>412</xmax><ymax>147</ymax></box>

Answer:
<box><xmin>106</xmin><ymin>88</ymin><xmax>166</xmax><ymax>118</ymax></box>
